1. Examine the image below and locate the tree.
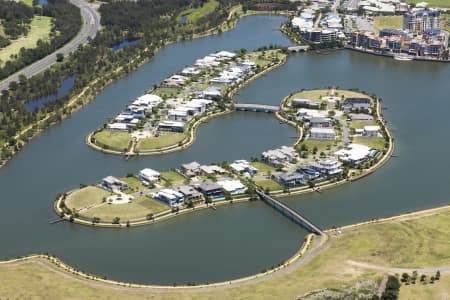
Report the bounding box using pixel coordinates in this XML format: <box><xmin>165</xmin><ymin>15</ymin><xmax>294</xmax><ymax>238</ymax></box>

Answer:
<box><xmin>56</xmin><ymin>53</ymin><xmax>64</xmax><ymax>62</ymax></box>
<box><xmin>146</xmin><ymin>213</ymin><xmax>153</xmax><ymax>220</ymax></box>
<box><xmin>112</xmin><ymin>217</ymin><xmax>120</xmax><ymax>224</ymax></box>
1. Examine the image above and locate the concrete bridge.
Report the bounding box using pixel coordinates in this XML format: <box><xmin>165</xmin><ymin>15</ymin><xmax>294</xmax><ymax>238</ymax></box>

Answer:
<box><xmin>234</xmin><ymin>103</ymin><xmax>279</xmax><ymax>113</ymax></box>
<box><xmin>256</xmin><ymin>189</ymin><xmax>323</xmax><ymax>235</ymax></box>
<box><xmin>288</xmin><ymin>45</ymin><xmax>310</xmax><ymax>52</ymax></box>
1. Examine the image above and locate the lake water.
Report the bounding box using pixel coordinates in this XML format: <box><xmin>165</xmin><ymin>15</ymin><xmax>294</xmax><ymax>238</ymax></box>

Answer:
<box><xmin>24</xmin><ymin>75</ymin><xmax>76</xmax><ymax>112</ymax></box>
<box><xmin>0</xmin><ymin>15</ymin><xmax>449</xmax><ymax>284</ymax></box>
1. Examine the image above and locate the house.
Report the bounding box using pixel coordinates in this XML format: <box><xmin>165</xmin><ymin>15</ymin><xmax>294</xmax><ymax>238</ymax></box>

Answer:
<box><xmin>181</xmin><ymin>161</ymin><xmax>202</xmax><ymax>177</ymax></box>
<box><xmin>272</xmin><ymin>172</ymin><xmax>305</xmax><ymax>187</ymax></box>
<box><xmin>292</xmin><ymin>98</ymin><xmax>320</xmax><ymax>109</ymax></box>
<box><xmin>175</xmin><ymin>185</ymin><xmax>203</xmax><ymax>201</ymax></box>
<box><xmin>157</xmin><ymin>120</ymin><xmax>185</xmax><ymax>132</ymax></box>
<box><xmin>342</xmin><ymin>98</ymin><xmax>371</xmax><ymax>113</ymax></box>
<box><xmin>311</xmin><ymin>159</ymin><xmax>343</xmax><ymax>175</ymax></box>
<box><xmin>348</xmin><ymin>113</ymin><xmax>374</xmax><ymax>122</ymax></box>
<box><xmin>229</xmin><ymin>160</ymin><xmax>258</xmax><ymax>174</ymax></box>
<box><xmin>297</xmin><ymin>108</ymin><xmax>326</xmax><ymax>121</ymax></box>
<box><xmin>202</xmin><ymin>87</ymin><xmax>222</xmax><ymax>99</ymax></box>
<box><xmin>217</xmin><ymin>179</ymin><xmax>247</xmax><ymax>195</ymax></box>
<box><xmin>154</xmin><ymin>189</ymin><xmax>184</xmax><ymax>207</ymax></box>
<box><xmin>199</xmin><ymin>165</ymin><xmax>227</xmax><ymax>175</ymax></box>
<box><xmin>197</xmin><ymin>180</ymin><xmax>223</xmax><ymax>199</ymax></box>
<box><xmin>139</xmin><ymin>168</ymin><xmax>161</xmax><ymax>182</ymax></box>
<box><xmin>335</xmin><ymin>144</ymin><xmax>371</xmax><ymax>165</ymax></box>
<box><xmin>181</xmin><ymin>67</ymin><xmax>201</xmax><ymax>76</ymax></box>
<box><xmin>310</xmin><ymin>127</ymin><xmax>336</xmax><ymax>140</ymax></box>
<box><xmin>168</xmin><ymin>108</ymin><xmax>190</xmax><ymax>122</ymax></box>
<box><xmin>363</xmin><ymin>125</ymin><xmax>381</xmax><ymax>137</ymax></box>
<box><xmin>262</xmin><ymin>146</ymin><xmax>298</xmax><ymax>166</ymax></box>
<box><xmin>297</xmin><ymin>167</ymin><xmax>321</xmax><ymax>180</ymax></box>
<box><xmin>107</xmin><ymin>123</ymin><xmax>129</xmax><ymax>131</ymax></box>
<box><xmin>102</xmin><ymin>176</ymin><xmax>129</xmax><ymax>191</ymax></box>
<box><xmin>309</xmin><ymin>117</ymin><xmax>332</xmax><ymax>128</ymax></box>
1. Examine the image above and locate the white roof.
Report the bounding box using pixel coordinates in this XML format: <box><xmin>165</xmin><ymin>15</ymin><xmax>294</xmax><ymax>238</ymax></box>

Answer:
<box><xmin>159</xmin><ymin>188</ymin><xmax>184</xmax><ymax>198</ymax></box>
<box><xmin>217</xmin><ymin>179</ymin><xmax>246</xmax><ymax>192</ymax></box>
<box><xmin>311</xmin><ymin>127</ymin><xmax>335</xmax><ymax>134</ymax></box>
<box><xmin>139</xmin><ymin>168</ymin><xmax>160</xmax><ymax>178</ymax></box>
<box><xmin>364</xmin><ymin>125</ymin><xmax>380</xmax><ymax>131</ymax></box>
<box><xmin>335</xmin><ymin>144</ymin><xmax>371</xmax><ymax>162</ymax></box>
<box><xmin>107</xmin><ymin>123</ymin><xmax>128</xmax><ymax>130</ymax></box>
<box><xmin>159</xmin><ymin>120</ymin><xmax>185</xmax><ymax>127</ymax></box>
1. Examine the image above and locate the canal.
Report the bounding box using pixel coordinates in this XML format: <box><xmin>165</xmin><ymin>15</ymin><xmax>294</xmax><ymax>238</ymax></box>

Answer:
<box><xmin>0</xmin><ymin>14</ymin><xmax>450</xmax><ymax>284</ymax></box>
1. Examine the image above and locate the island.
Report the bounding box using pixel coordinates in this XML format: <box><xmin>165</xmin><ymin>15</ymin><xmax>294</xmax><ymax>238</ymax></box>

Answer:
<box><xmin>86</xmin><ymin>49</ymin><xmax>287</xmax><ymax>155</ymax></box>
<box><xmin>55</xmin><ymin>88</ymin><xmax>393</xmax><ymax>228</ymax></box>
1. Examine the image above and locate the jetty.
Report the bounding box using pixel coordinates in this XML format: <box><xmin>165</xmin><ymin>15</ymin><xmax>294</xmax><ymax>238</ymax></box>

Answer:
<box><xmin>234</xmin><ymin>103</ymin><xmax>279</xmax><ymax>113</ymax></box>
<box><xmin>256</xmin><ymin>189</ymin><xmax>323</xmax><ymax>235</ymax></box>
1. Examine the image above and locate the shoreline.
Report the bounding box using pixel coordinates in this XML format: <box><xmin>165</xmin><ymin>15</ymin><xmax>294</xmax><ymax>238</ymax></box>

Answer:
<box><xmin>3</xmin><ymin>202</ymin><xmax>450</xmax><ymax>291</ymax></box>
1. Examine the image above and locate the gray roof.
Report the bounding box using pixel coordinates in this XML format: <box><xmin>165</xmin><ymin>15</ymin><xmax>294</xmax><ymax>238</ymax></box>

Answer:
<box><xmin>198</xmin><ymin>180</ymin><xmax>222</xmax><ymax>192</ymax></box>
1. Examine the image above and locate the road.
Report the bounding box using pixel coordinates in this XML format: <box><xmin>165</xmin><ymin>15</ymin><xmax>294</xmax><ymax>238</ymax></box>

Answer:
<box><xmin>0</xmin><ymin>0</ymin><xmax>100</xmax><ymax>92</ymax></box>
<box><xmin>347</xmin><ymin>260</ymin><xmax>450</xmax><ymax>274</ymax></box>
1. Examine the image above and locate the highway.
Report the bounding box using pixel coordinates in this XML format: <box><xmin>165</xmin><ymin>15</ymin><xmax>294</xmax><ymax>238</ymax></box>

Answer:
<box><xmin>0</xmin><ymin>0</ymin><xmax>100</xmax><ymax>92</ymax></box>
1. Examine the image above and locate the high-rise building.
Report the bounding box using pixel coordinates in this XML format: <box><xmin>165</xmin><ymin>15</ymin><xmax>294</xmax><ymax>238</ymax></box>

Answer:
<box><xmin>403</xmin><ymin>9</ymin><xmax>440</xmax><ymax>33</ymax></box>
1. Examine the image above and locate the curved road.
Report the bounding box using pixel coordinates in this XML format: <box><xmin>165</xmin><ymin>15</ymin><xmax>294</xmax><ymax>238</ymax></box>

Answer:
<box><xmin>0</xmin><ymin>0</ymin><xmax>100</xmax><ymax>91</ymax></box>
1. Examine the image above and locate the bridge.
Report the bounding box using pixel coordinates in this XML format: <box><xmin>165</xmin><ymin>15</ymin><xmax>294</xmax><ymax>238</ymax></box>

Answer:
<box><xmin>256</xmin><ymin>189</ymin><xmax>323</xmax><ymax>235</ymax></box>
<box><xmin>234</xmin><ymin>103</ymin><xmax>279</xmax><ymax>113</ymax></box>
<box><xmin>288</xmin><ymin>46</ymin><xmax>310</xmax><ymax>52</ymax></box>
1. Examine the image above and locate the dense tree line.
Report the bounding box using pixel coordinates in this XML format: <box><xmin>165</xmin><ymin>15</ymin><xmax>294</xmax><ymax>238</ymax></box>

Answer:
<box><xmin>241</xmin><ymin>0</ymin><xmax>297</xmax><ymax>12</ymax></box>
<box><xmin>0</xmin><ymin>0</ymin><xmax>34</xmax><ymax>40</ymax></box>
<box><xmin>0</xmin><ymin>0</ymin><xmax>81</xmax><ymax>80</ymax></box>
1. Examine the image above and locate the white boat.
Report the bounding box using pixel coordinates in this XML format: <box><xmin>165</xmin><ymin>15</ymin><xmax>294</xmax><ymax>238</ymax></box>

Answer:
<box><xmin>393</xmin><ymin>54</ymin><xmax>413</xmax><ymax>61</ymax></box>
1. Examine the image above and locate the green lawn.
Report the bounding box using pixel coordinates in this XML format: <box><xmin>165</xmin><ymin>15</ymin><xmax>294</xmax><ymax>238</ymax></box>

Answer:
<box><xmin>81</xmin><ymin>196</ymin><xmax>169</xmax><ymax>221</ymax></box>
<box><xmin>0</xmin><ymin>16</ymin><xmax>52</xmax><ymax>65</ymax></box>
<box><xmin>178</xmin><ymin>0</ymin><xmax>219</xmax><ymax>23</ymax></box>
<box><xmin>136</xmin><ymin>133</ymin><xmax>186</xmax><ymax>152</ymax></box>
<box><xmin>65</xmin><ymin>186</ymin><xmax>110</xmax><ymax>210</ymax></box>
<box><xmin>353</xmin><ymin>137</ymin><xmax>386</xmax><ymax>151</ymax></box>
<box><xmin>121</xmin><ymin>176</ymin><xmax>147</xmax><ymax>193</ymax></box>
<box><xmin>161</xmin><ymin>170</ymin><xmax>185</xmax><ymax>185</ymax></box>
<box><xmin>93</xmin><ymin>130</ymin><xmax>132</xmax><ymax>152</ymax></box>
<box><xmin>288</xmin><ymin>89</ymin><xmax>371</xmax><ymax>105</ymax></box>
<box><xmin>301</xmin><ymin>140</ymin><xmax>335</xmax><ymax>153</ymax></box>
<box><xmin>349</xmin><ymin>121</ymin><xmax>378</xmax><ymax>130</ymax></box>
<box><xmin>2</xmin><ymin>207</ymin><xmax>450</xmax><ymax>299</ymax></box>
<box><xmin>250</xmin><ymin>161</ymin><xmax>276</xmax><ymax>175</ymax></box>
<box><xmin>407</xmin><ymin>0</ymin><xmax>450</xmax><ymax>7</ymax></box>
<box><xmin>247</xmin><ymin>50</ymin><xmax>286</xmax><ymax>68</ymax></box>
<box><xmin>153</xmin><ymin>87</ymin><xmax>181</xmax><ymax>98</ymax></box>
<box><xmin>254</xmin><ymin>179</ymin><xmax>283</xmax><ymax>191</ymax></box>
<box><xmin>373</xmin><ymin>16</ymin><xmax>403</xmax><ymax>32</ymax></box>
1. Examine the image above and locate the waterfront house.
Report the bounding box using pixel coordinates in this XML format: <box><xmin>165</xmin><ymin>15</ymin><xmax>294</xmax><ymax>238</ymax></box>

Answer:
<box><xmin>168</xmin><ymin>108</ymin><xmax>190</xmax><ymax>122</ymax></box>
<box><xmin>363</xmin><ymin>125</ymin><xmax>381</xmax><ymax>137</ymax></box>
<box><xmin>272</xmin><ymin>172</ymin><xmax>306</xmax><ymax>187</ymax></box>
<box><xmin>292</xmin><ymin>98</ymin><xmax>319</xmax><ymax>109</ymax></box>
<box><xmin>311</xmin><ymin>159</ymin><xmax>343</xmax><ymax>176</ymax></box>
<box><xmin>154</xmin><ymin>188</ymin><xmax>184</xmax><ymax>207</ymax></box>
<box><xmin>107</xmin><ymin>123</ymin><xmax>129</xmax><ymax>131</ymax></box>
<box><xmin>202</xmin><ymin>87</ymin><xmax>222</xmax><ymax>99</ymax></box>
<box><xmin>310</xmin><ymin>127</ymin><xmax>336</xmax><ymax>140</ymax></box>
<box><xmin>335</xmin><ymin>144</ymin><xmax>371</xmax><ymax>165</ymax></box>
<box><xmin>297</xmin><ymin>167</ymin><xmax>321</xmax><ymax>180</ymax></box>
<box><xmin>217</xmin><ymin>179</ymin><xmax>247</xmax><ymax>195</ymax></box>
<box><xmin>197</xmin><ymin>180</ymin><xmax>223</xmax><ymax>199</ymax></box>
<box><xmin>102</xmin><ymin>176</ymin><xmax>129</xmax><ymax>192</ymax></box>
<box><xmin>175</xmin><ymin>185</ymin><xmax>203</xmax><ymax>201</ymax></box>
<box><xmin>139</xmin><ymin>168</ymin><xmax>161</xmax><ymax>182</ymax></box>
<box><xmin>181</xmin><ymin>161</ymin><xmax>202</xmax><ymax>177</ymax></box>
<box><xmin>262</xmin><ymin>146</ymin><xmax>299</xmax><ymax>166</ymax></box>
<box><xmin>342</xmin><ymin>98</ymin><xmax>371</xmax><ymax>113</ymax></box>
<box><xmin>181</xmin><ymin>67</ymin><xmax>201</xmax><ymax>76</ymax></box>
<box><xmin>199</xmin><ymin>165</ymin><xmax>227</xmax><ymax>175</ymax></box>
<box><xmin>348</xmin><ymin>113</ymin><xmax>374</xmax><ymax>121</ymax></box>
<box><xmin>229</xmin><ymin>160</ymin><xmax>258</xmax><ymax>174</ymax></box>
<box><xmin>157</xmin><ymin>120</ymin><xmax>185</xmax><ymax>133</ymax></box>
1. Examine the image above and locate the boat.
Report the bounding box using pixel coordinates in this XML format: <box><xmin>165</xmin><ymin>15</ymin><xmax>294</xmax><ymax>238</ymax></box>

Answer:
<box><xmin>393</xmin><ymin>54</ymin><xmax>413</xmax><ymax>61</ymax></box>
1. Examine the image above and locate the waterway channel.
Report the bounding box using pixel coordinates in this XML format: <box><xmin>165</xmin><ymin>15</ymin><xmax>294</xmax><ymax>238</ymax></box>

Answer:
<box><xmin>0</xmin><ymin>14</ymin><xmax>450</xmax><ymax>285</ymax></box>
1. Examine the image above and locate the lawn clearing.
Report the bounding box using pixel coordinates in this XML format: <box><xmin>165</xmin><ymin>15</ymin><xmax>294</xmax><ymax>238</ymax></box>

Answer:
<box><xmin>301</xmin><ymin>139</ymin><xmax>336</xmax><ymax>153</ymax></box>
<box><xmin>373</xmin><ymin>16</ymin><xmax>403</xmax><ymax>32</ymax></box>
<box><xmin>250</xmin><ymin>161</ymin><xmax>276</xmax><ymax>175</ymax></box>
<box><xmin>153</xmin><ymin>87</ymin><xmax>181</xmax><ymax>98</ymax></box>
<box><xmin>0</xmin><ymin>16</ymin><xmax>52</xmax><ymax>65</ymax></box>
<box><xmin>353</xmin><ymin>137</ymin><xmax>386</xmax><ymax>150</ymax></box>
<box><xmin>177</xmin><ymin>0</ymin><xmax>219</xmax><ymax>23</ymax></box>
<box><xmin>65</xmin><ymin>186</ymin><xmax>110</xmax><ymax>210</ymax></box>
<box><xmin>407</xmin><ymin>0</ymin><xmax>450</xmax><ymax>7</ymax></box>
<box><xmin>81</xmin><ymin>196</ymin><xmax>169</xmax><ymax>221</ymax></box>
<box><xmin>161</xmin><ymin>170</ymin><xmax>185</xmax><ymax>185</ymax></box>
<box><xmin>121</xmin><ymin>176</ymin><xmax>147</xmax><ymax>193</ymax></box>
<box><xmin>289</xmin><ymin>89</ymin><xmax>371</xmax><ymax>104</ymax></box>
<box><xmin>247</xmin><ymin>50</ymin><xmax>286</xmax><ymax>68</ymax></box>
<box><xmin>254</xmin><ymin>179</ymin><xmax>283</xmax><ymax>191</ymax></box>
<box><xmin>136</xmin><ymin>133</ymin><xmax>186</xmax><ymax>152</ymax></box>
<box><xmin>93</xmin><ymin>130</ymin><xmax>132</xmax><ymax>152</ymax></box>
